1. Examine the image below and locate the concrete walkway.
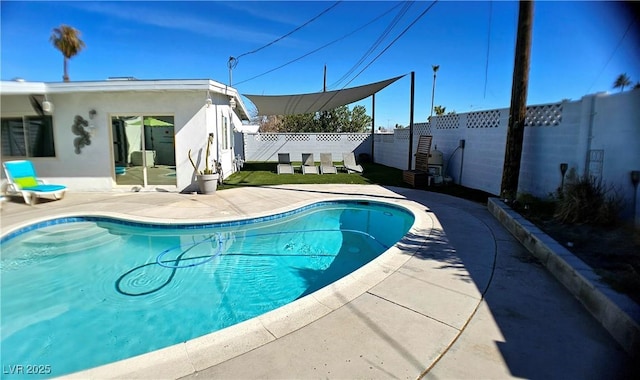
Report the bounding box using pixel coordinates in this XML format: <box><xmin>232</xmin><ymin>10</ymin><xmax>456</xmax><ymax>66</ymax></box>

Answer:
<box><xmin>0</xmin><ymin>185</ymin><xmax>635</xmax><ymax>379</ymax></box>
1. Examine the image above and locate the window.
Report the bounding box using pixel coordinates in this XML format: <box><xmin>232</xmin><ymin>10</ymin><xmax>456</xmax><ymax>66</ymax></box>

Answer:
<box><xmin>222</xmin><ymin>115</ymin><xmax>229</xmax><ymax>150</ymax></box>
<box><xmin>1</xmin><ymin>116</ymin><xmax>56</xmax><ymax>157</ymax></box>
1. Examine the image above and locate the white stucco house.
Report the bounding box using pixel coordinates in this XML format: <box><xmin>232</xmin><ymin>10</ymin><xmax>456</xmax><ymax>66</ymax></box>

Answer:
<box><xmin>0</xmin><ymin>78</ymin><xmax>250</xmax><ymax>193</ymax></box>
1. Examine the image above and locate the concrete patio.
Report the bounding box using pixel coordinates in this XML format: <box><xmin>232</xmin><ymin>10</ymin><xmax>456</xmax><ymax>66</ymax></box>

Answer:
<box><xmin>0</xmin><ymin>185</ymin><xmax>636</xmax><ymax>379</ymax></box>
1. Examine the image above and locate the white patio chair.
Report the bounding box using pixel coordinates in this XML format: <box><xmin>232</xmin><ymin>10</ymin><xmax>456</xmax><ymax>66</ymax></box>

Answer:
<box><xmin>302</xmin><ymin>153</ymin><xmax>318</xmax><ymax>174</ymax></box>
<box><xmin>320</xmin><ymin>153</ymin><xmax>337</xmax><ymax>174</ymax></box>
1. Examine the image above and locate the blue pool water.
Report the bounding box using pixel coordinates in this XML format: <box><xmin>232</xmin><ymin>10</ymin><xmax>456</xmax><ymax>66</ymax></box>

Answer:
<box><xmin>0</xmin><ymin>200</ymin><xmax>414</xmax><ymax>378</ymax></box>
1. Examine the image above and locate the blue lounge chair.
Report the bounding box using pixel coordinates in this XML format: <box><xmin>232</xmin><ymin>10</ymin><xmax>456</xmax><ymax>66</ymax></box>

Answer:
<box><xmin>3</xmin><ymin>160</ymin><xmax>66</xmax><ymax>205</ymax></box>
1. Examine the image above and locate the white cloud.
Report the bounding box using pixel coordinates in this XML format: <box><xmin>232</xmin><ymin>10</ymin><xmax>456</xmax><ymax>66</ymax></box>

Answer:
<box><xmin>70</xmin><ymin>2</ymin><xmax>283</xmax><ymax>45</ymax></box>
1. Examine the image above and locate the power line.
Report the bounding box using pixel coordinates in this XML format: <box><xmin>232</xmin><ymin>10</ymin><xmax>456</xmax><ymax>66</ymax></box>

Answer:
<box><xmin>234</xmin><ymin>2</ymin><xmax>405</xmax><ymax>87</ymax></box>
<box><xmin>343</xmin><ymin>0</ymin><xmax>439</xmax><ymax>89</ymax></box>
<box><xmin>484</xmin><ymin>1</ymin><xmax>493</xmax><ymax>99</ymax></box>
<box><xmin>230</xmin><ymin>1</ymin><xmax>341</xmax><ymax>67</ymax></box>
<box><xmin>329</xmin><ymin>1</ymin><xmax>414</xmax><ymax>89</ymax></box>
<box><xmin>238</xmin><ymin>0</ymin><xmax>439</xmax><ymax>116</ymax></box>
<box><xmin>310</xmin><ymin>0</ymin><xmax>439</xmax><ymax>114</ymax></box>
<box><xmin>585</xmin><ymin>17</ymin><xmax>635</xmax><ymax>94</ymax></box>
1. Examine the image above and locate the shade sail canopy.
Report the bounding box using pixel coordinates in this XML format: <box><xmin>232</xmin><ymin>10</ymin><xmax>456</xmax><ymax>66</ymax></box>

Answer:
<box><xmin>244</xmin><ymin>75</ymin><xmax>404</xmax><ymax>116</ymax></box>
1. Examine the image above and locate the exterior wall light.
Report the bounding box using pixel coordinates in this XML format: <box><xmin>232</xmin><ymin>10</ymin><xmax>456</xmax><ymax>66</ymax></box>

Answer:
<box><xmin>229</xmin><ymin>96</ymin><xmax>236</xmax><ymax>110</ymax></box>
<box><xmin>88</xmin><ymin>109</ymin><xmax>97</xmax><ymax>136</ymax></box>
<box><xmin>42</xmin><ymin>94</ymin><xmax>54</xmax><ymax>114</ymax></box>
<box><xmin>632</xmin><ymin>170</ymin><xmax>640</xmax><ymax>227</ymax></box>
<box><xmin>206</xmin><ymin>91</ymin><xmax>213</xmax><ymax>107</ymax></box>
<box><xmin>560</xmin><ymin>162</ymin><xmax>568</xmax><ymax>191</ymax></box>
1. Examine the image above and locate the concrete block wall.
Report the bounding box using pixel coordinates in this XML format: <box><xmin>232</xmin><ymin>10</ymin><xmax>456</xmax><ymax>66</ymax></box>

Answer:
<box><xmin>379</xmin><ymin>90</ymin><xmax>640</xmax><ymax>210</ymax></box>
<box><xmin>373</xmin><ymin>123</ymin><xmax>433</xmax><ymax>170</ymax></box>
<box><xmin>519</xmin><ymin>101</ymin><xmax>583</xmax><ymax>197</ymax></box>
<box><xmin>241</xmin><ymin>133</ymin><xmax>371</xmax><ymax>163</ymax></box>
<box><xmin>589</xmin><ymin>91</ymin><xmax>640</xmax><ymax>220</ymax></box>
<box><xmin>237</xmin><ymin>90</ymin><xmax>638</xmax><ymax>222</ymax></box>
<box><xmin>368</xmin><ymin>89</ymin><xmax>638</xmax><ymax>222</ymax></box>
<box><xmin>373</xmin><ymin>133</ymin><xmax>407</xmax><ymax>169</ymax></box>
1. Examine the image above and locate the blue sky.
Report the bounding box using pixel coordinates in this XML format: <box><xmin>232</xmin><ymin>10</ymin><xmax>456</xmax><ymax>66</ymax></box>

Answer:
<box><xmin>2</xmin><ymin>1</ymin><xmax>639</xmax><ymax>127</ymax></box>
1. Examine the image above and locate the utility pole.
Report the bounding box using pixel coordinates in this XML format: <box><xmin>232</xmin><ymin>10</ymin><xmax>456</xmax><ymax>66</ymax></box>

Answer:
<box><xmin>227</xmin><ymin>56</ymin><xmax>237</xmax><ymax>87</ymax></box>
<box><xmin>500</xmin><ymin>1</ymin><xmax>534</xmax><ymax>202</ymax></box>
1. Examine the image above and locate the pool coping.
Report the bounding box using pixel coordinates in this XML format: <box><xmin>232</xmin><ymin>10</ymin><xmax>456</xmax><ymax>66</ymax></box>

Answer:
<box><xmin>25</xmin><ymin>195</ymin><xmax>434</xmax><ymax>379</ymax></box>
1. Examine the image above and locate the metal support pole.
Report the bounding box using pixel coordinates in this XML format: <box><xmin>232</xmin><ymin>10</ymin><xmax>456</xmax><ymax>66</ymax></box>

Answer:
<box><xmin>371</xmin><ymin>93</ymin><xmax>375</xmax><ymax>163</ymax></box>
<box><xmin>408</xmin><ymin>71</ymin><xmax>415</xmax><ymax>170</ymax></box>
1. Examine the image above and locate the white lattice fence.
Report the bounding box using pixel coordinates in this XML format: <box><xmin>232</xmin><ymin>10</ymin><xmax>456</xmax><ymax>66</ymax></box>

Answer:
<box><xmin>467</xmin><ymin>110</ymin><xmax>501</xmax><ymax>128</ymax></box>
<box><xmin>243</xmin><ymin>133</ymin><xmax>371</xmax><ymax>162</ymax></box>
<box><xmin>414</xmin><ymin>122</ymin><xmax>431</xmax><ymax>135</ymax></box>
<box><xmin>525</xmin><ymin>103</ymin><xmax>563</xmax><ymax>126</ymax></box>
<box><xmin>285</xmin><ymin>134</ymin><xmax>311</xmax><ymax>141</ymax></box>
<box><xmin>432</xmin><ymin>114</ymin><xmax>460</xmax><ymax>129</ymax></box>
<box><xmin>394</xmin><ymin>128</ymin><xmax>410</xmax><ymax>140</ymax></box>
<box><xmin>316</xmin><ymin>134</ymin><xmax>341</xmax><ymax>142</ymax></box>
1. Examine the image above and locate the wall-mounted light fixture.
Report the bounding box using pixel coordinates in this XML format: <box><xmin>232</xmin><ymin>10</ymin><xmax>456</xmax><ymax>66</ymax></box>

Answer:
<box><xmin>42</xmin><ymin>94</ymin><xmax>54</xmax><ymax>114</ymax></box>
<box><xmin>206</xmin><ymin>91</ymin><xmax>213</xmax><ymax>107</ymax></box>
<box><xmin>632</xmin><ymin>170</ymin><xmax>640</xmax><ymax>227</ymax></box>
<box><xmin>559</xmin><ymin>163</ymin><xmax>568</xmax><ymax>192</ymax></box>
<box><xmin>631</xmin><ymin>170</ymin><xmax>640</xmax><ymax>187</ymax></box>
<box><xmin>229</xmin><ymin>96</ymin><xmax>236</xmax><ymax>110</ymax></box>
<box><xmin>87</xmin><ymin>109</ymin><xmax>97</xmax><ymax>136</ymax></box>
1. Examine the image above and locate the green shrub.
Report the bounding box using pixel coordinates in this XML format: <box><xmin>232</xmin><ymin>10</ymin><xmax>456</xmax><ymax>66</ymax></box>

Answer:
<box><xmin>554</xmin><ymin>173</ymin><xmax>622</xmax><ymax>226</ymax></box>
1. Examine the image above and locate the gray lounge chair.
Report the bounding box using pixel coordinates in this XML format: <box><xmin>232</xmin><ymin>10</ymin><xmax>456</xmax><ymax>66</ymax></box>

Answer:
<box><xmin>277</xmin><ymin>153</ymin><xmax>294</xmax><ymax>174</ymax></box>
<box><xmin>320</xmin><ymin>153</ymin><xmax>337</xmax><ymax>174</ymax></box>
<box><xmin>342</xmin><ymin>152</ymin><xmax>363</xmax><ymax>173</ymax></box>
<box><xmin>302</xmin><ymin>153</ymin><xmax>318</xmax><ymax>174</ymax></box>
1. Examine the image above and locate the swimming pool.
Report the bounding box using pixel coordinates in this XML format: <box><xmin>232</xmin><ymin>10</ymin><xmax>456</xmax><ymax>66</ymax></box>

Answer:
<box><xmin>0</xmin><ymin>200</ymin><xmax>414</xmax><ymax>378</ymax></box>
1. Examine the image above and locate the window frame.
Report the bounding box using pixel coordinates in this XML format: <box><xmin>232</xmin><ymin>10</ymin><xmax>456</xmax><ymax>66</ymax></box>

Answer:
<box><xmin>221</xmin><ymin>115</ymin><xmax>230</xmax><ymax>150</ymax></box>
<box><xmin>1</xmin><ymin>114</ymin><xmax>56</xmax><ymax>158</ymax></box>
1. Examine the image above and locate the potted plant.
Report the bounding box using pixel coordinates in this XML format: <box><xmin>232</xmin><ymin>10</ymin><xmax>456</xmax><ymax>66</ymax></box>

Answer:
<box><xmin>188</xmin><ymin>134</ymin><xmax>219</xmax><ymax>194</ymax></box>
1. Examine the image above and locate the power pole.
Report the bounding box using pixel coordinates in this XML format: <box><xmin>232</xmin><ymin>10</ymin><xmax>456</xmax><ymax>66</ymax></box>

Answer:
<box><xmin>228</xmin><ymin>56</ymin><xmax>237</xmax><ymax>87</ymax></box>
<box><xmin>500</xmin><ymin>1</ymin><xmax>534</xmax><ymax>202</ymax></box>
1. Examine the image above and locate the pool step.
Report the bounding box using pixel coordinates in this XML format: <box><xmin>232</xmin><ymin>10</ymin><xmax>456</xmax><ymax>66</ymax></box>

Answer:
<box><xmin>26</xmin><ymin>222</ymin><xmax>107</xmax><ymax>242</ymax></box>
<box><xmin>99</xmin><ymin>222</ymin><xmax>214</xmax><ymax>238</ymax></box>
<box><xmin>22</xmin><ymin>223</ymin><xmax>122</xmax><ymax>255</ymax></box>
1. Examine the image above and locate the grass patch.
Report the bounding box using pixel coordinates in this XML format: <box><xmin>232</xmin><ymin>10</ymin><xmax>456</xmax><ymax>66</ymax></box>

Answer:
<box><xmin>220</xmin><ymin>161</ymin><xmax>406</xmax><ymax>188</ymax></box>
<box><xmin>220</xmin><ymin>161</ymin><xmax>494</xmax><ymax>204</ymax></box>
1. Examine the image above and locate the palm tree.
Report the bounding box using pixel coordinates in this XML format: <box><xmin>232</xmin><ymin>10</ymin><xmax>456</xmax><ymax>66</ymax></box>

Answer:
<box><xmin>434</xmin><ymin>105</ymin><xmax>446</xmax><ymax>115</ymax></box>
<box><xmin>613</xmin><ymin>73</ymin><xmax>632</xmax><ymax>92</ymax></box>
<box><xmin>50</xmin><ymin>25</ymin><xmax>86</xmax><ymax>82</ymax></box>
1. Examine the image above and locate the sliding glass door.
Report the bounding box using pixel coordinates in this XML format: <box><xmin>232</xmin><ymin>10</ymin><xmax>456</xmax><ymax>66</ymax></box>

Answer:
<box><xmin>112</xmin><ymin>116</ymin><xmax>176</xmax><ymax>187</ymax></box>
